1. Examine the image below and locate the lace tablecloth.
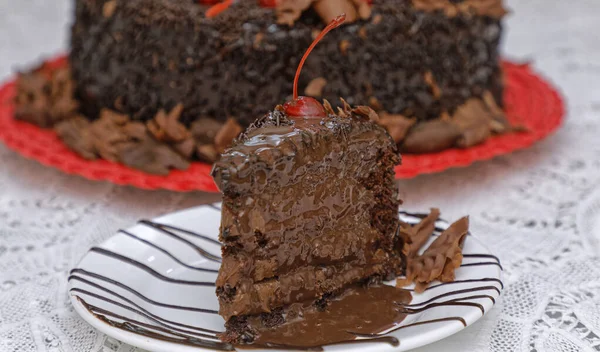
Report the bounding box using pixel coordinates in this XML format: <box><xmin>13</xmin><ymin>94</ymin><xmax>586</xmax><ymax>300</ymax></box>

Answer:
<box><xmin>1</xmin><ymin>0</ymin><xmax>600</xmax><ymax>351</ymax></box>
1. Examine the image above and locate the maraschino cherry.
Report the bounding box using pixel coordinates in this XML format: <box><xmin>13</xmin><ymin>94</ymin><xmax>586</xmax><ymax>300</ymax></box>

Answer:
<box><xmin>283</xmin><ymin>14</ymin><xmax>346</xmax><ymax>118</ymax></box>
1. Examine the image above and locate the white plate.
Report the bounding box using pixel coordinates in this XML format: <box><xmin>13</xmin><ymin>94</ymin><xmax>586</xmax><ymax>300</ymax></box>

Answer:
<box><xmin>68</xmin><ymin>204</ymin><xmax>503</xmax><ymax>352</ymax></box>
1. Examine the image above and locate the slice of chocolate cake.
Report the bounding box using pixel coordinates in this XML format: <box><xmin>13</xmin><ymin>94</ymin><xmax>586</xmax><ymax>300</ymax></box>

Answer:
<box><xmin>211</xmin><ymin>15</ymin><xmax>407</xmax><ymax>343</ymax></box>
<box><xmin>212</xmin><ymin>100</ymin><xmax>405</xmax><ymax>343</ymax></box>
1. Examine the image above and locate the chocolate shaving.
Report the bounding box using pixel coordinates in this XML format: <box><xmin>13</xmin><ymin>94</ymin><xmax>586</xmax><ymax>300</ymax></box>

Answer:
<box><xmin>14</xmin><ymin>70</ymin><xmax>52</xmax><ymax>127</ymax></box>
<box><xmin>215</xmin><ymin>118</ymin><xmax>243</xmax><ymax>153</ymax></box>
<box><xmin>379</xmin><ymin>113</ymin><xmax>416</xmax><ymax>143</ymax></box>
<box><xmin>55</xmin><ymin>108</ymin><xmax>192</xmax><ymax>175</ymax></box>
<box><xmin>276</xmin><ymin>0</ymin><xmax>313</xmax><ymax>26</ymax></box>
<box><xmin>351</xmin><ymin>105</ymin><xmax>379</xmax><ymax>122</ymax></box>
<box><xmin>119</xmin><ymin>136</ymin><xmax>190</xmax><ymax>176</ymax></box>
<box><xmin>398</xmin><ymin>216</ymin><xmax>469</xmax><ymax>293</ymax></box>
<box><xmin>424</xmin><ymin>71</ymin><xmax>442</xmax><ymax>99</ymax></box>
<box><xmin>55</xmin><ymin>116</ymin><xmax>97</xmax><ymax>160</ymax></box>
<box><xmin>401</xmin><ymin>120</ymin><xmax>461</xmax><ymax>153</ymax></box>
<box><xmin>15</xmin><ymin>66</ymin><xmax>78</xmax><ymax>128</ymax></box>
<box><xmin>147</xmin><ymin>103</ymin><xmax>190</xmax><ymax>143</ymax></box>
<box><xmin>412</xmin><ymin>0</ymin><xmax>507</xmax><ymax>19</ymax></box>
<box><xmin>196</xmin><ymin>144</ymin><xmax>220</xmax><ymax>163</ymax></box>
<box><xmin>322</xmin><ymin>99</ymin><xmax>335</xmax><ymax>115</ymax></box>
<box><xmin>277</xmin><ymin>0</ymin><xmax>371</xmax><ymax>26</ymax></box>
<box><xmin>103</xmin><ymin>0</ymin><xmax>117</xmax><ymax>18</ymax></box>
<box><xmin>146</xmin><ymin>103</ymin><xmax>196</xmax><ymax>158</ymax></box>
<box><xmin>48</xmin><ymin>68</ymin><xmax>79</xmax><ymax>121</ymax></box>
<box><xmin>89</xmin><ymin>109</ymin><xmax>132</xmax><ymax>162</ymax></box>
<box><xmin>368</xmin><ymin>96</ymin><xmax>382</xmax><ymax>111</ymax></box>
<box><xmin>304</xmin><ymin>77</ymin><xmax>328</xmax><ymax>98</ymax></box>
<box><xmin>452</xmin><ymin>99</ymin><xmax>493</xmax><ymax>148</ymax></box>
<box><xmin>400</xmin><ymin>208</ymin><xmax>441</xmax><ymax>258</ymax></box>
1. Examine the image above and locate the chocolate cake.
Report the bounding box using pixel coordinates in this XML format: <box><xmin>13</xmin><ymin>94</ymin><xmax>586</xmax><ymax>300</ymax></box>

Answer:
<box><xmin>211</xmin><ymin>98</ymin><xmax>406</xmax><ymax>342</ymax></box>
<box><xmin>14</xmin><ymin>0</ymin><xmax>510</xmax><ymax>174</ymax></box>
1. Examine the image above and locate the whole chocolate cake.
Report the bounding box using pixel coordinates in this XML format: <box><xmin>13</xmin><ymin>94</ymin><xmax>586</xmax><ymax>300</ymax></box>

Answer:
<box><xmin>14</xmin><ymin>0</ymin><xmax>510</xmax><ymax>174</ymax></box>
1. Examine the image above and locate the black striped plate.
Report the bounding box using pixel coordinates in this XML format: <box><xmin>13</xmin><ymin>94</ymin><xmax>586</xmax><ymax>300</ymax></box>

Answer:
<box><xmin>69</xmin><ymin>204</ymin><xmax>503</xmax><ymax>352</ymax></box>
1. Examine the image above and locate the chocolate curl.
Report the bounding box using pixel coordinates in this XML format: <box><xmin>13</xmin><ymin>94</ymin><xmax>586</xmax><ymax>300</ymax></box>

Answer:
<box><xmin>398</xmin><ymin>216</ymin><xmax>469</xmax><ymax>293</ymax></box>
<box><xmin>401</xmin><ymin>208</ymin><xmax>441</xmax><ymax>258</ymax></box>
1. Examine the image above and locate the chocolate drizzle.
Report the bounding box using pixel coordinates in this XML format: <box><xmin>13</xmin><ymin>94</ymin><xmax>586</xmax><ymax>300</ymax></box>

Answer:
<box><xmin>403</xmin><ymin>286</ymin><xmax>500</xmax><ymax>307</ymax></box>
<box><xmin>118</xmin><ymin>229</ymin><xmax>220</xmax><ymax>273</ymax></box>
<box><xmin>70</xmin><ymin>207</ymin><xmax>503</xmax><ymax>351</ymax></box>
<box><xmin>77</xmin><ymin>297</ymin><xmax>234</xmax><ymax>351</ymax></box>
<box><xmin>461</xmin><ymin>262</ymin><xmax>504</xmax><ymax>269</ymax></box>
<box><xmin>69</xmin><ymin>270</ymin><xmax>220</xmax><ymax>315</ymax></box>
<box><xmin>138</xmin><ymin>220</ymin><xmax>222</xmax><ymax>262</ymax></box>
<box><xmin>71</xmin><ymin>288</ymin><xmax>218</xmax><ymax>338</ymax></box>
<box><xmin>139</xmin><ymin>220</ymin><xmax>223</xmax><ymax>246</ymax></box>
<box><xmin>400</xmin><ymin>300</ymin><xmax>485</xmax><ymax>315</ymax></box>
<box><xmin>88</xmin><ymin>247</ymin><xmax>217</xmax><ymax>286</ymax></box>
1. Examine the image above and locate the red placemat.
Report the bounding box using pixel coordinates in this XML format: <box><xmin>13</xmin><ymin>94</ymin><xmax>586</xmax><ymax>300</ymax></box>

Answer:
<box><xmin>0</xmin><ymin>56</ymin><xmax>564</xmax><ymax>192</ymax></box>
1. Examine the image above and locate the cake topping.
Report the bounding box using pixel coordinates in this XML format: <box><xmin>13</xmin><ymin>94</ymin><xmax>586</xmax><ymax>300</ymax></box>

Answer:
<box><xmin>55</xmin><ymin>108</ymin><xmax>191</xmax><ymax>175</ymax></box>
<box><xmin>397</xmin><ymin>215</ymin><xmax>469</xmax><ymax>293</ymax></box>
<box><xmin>283</xmin><ymin>14</ymin><xmax>346</xmax><ymax>118</ymax></box>
<box><xmin>277</xmin><ymin>0</ymin><xmax>371</xmax><ymax>26</ymax></box>
<box><xmin>379</xmin><ymin>113</ymin><xmax>417</xmax><ymax>143</ymax></box>
<box><xmin>304</xmin><ymin>77</ymin><xmax>328</xmax><ymax>97</ymax></box>
<box><xmin>146</xmin><ymin>104</ymin><xmax>190</xmax><ymax>143</ymax></box>
<box><xmin>15</xmin><ymin>65</ymin><xmax>78</xmax><ymax>128</ymax></box>
<box><xmin>400</xmin><ymin>208</ymin><xmax>441</xmax><ymax>258</ymax></box>
<box><xmin>412</xmin><ymin>0</ymin><xmax>507</xmax><ymax>19</ymax></box>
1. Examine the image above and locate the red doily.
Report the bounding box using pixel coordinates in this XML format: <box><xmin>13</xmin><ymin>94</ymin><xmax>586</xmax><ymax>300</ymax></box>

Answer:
<box><xmin>0</xmin><ymin>56</ymin><xmax>564</xmax><ymax>192</ymax></box>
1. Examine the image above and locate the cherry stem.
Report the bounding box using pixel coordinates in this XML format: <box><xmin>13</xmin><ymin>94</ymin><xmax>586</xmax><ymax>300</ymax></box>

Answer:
<box><xmin>293</xmin><ymin>14</ymin><xmax>347</xmax><ymax>100</ymax></box>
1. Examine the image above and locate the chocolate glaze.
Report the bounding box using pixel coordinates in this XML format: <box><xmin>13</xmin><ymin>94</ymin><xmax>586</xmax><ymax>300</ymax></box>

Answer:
<box><xmin>240</xmin><ymin>337</ymin><xmax>400</xmax><ymax>351</ymax></box>
<box><xmin>89</xmin><ymin>247</ymin><xmax>216</xmax><ymax>286</ymax></box>
<box><xmin>246</xmin><ymin>284</ymin><xmax>411</xmax><ymax>349</ymax></box>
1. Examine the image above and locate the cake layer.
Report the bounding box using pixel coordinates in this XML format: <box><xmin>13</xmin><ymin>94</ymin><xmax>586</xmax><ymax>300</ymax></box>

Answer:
<box><xmin>217</xmin><ymin>259</ymin><xmax>388</xmax><ymax>320</ymax></box>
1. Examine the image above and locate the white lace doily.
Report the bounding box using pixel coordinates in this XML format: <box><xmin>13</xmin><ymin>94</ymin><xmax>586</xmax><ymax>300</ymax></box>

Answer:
<box><xmin>1</xmin><ymin>0</ymin><xmax>600</xmax><ymax>351</ymax></box>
